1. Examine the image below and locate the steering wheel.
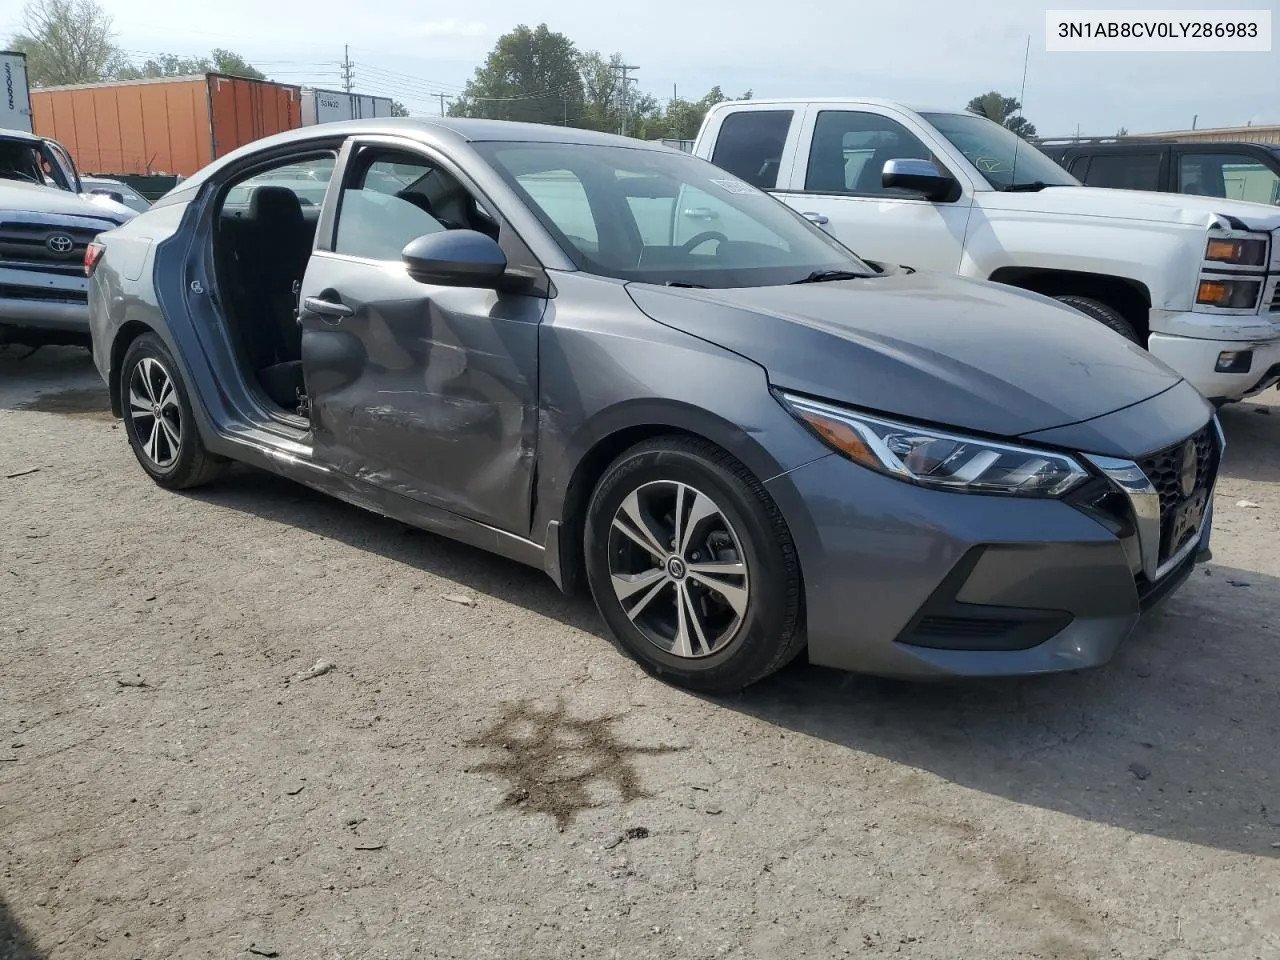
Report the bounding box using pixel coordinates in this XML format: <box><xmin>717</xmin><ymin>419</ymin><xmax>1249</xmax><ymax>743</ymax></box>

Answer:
<box><xmin>4</xmin><ymin>169</ymin><xmax>41</xmax><ymax>184</ymax></box>
<box><xmin>680</xmin><ymin>230</ymin><xmax>728</xmax><ymax>254</ymax></box>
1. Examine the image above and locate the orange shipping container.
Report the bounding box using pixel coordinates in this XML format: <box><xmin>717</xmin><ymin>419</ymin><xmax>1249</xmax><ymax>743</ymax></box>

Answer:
<box><xmin>31</xmin><ymin>74</ymin><xmax>303</xmax><ymax>178</ymax></box>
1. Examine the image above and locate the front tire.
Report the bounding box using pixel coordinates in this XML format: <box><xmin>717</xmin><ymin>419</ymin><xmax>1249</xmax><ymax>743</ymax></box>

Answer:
<box><xmin>121</xmin><ymin>333</ymin><xmax>225</xmax><ymax>490</ymax></box>
<box><xmin>584</xmin><ymin>436</ymin><xmax>804</xmax><ymax>695</ymax></box>
<box><xmin>1054</xmin><ymin>295</ymin><xmax>1141</xmax><ymax>344</ymax></box>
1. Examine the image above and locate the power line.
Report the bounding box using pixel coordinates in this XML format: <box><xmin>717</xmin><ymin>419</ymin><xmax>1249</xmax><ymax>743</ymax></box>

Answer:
<box><xmin>350</xmin><ymin>61</ymin><xmax>469</xmax><ymax>94</ymax></box>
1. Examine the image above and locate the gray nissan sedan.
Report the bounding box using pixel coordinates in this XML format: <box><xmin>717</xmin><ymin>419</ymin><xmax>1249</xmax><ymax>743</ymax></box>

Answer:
<box><xmin>87</xmin><ymin>118</ymin><xmax>1221</xmax><ymax>694</ymax></box>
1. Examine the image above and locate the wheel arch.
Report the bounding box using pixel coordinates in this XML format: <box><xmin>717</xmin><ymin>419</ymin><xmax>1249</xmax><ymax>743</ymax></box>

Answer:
<box><xmin>542</xmin><ymin>399</ymin><xmax>797</xmax><ymax>597</ymax></box>
<box><xmin>107</xmin><ymin>319</ymin><xmax>158</xmax><ymax>418</ymax></box>
<box><xmin>988</xmin><ymin>266</ymin><xmax>1153</xmax><ymax>341</ymax></box>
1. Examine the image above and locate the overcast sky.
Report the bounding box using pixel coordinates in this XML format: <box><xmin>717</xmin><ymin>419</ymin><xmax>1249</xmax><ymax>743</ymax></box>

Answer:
<box><xmin>6</xmin><ymin>0</ymin><xmax>1277</xmax><ymax>135</ymax></box>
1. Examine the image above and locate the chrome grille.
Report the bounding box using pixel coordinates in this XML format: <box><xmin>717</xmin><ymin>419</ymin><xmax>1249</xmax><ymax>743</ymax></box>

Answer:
<box><xmin>1136</xmin><ymin>425</ymin><xmax>1218</xmax><ymax>566</ymax></box>
<box><xmin>0</xmin><ymin>221</ymin><xmax>102</xmax><ymax>265</ymax></box>
<box><xmin>1269</xmin><ymin>279</ymin><xmax>1280</xmax><ymax>313</ymax></box>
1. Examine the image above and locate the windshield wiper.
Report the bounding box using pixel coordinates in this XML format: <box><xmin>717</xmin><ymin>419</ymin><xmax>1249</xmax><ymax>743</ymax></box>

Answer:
<box><xmin>664</xmin><ymin>280</ymin><xmax>707</xmax><ymax>288</ymax></box>
<box><xmin>790</xmin><ymin>269</ymin><xmax>871</xmax><ymax>284</ymax></box>
<box><xmin>999</xmin><ymin>181</ymin><xmax>1053</xmax><ymax>192</ymax></box>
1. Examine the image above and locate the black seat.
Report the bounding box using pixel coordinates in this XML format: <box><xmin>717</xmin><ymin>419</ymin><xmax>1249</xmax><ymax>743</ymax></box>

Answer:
<box><xmin>246</xmin><ymin>186</ymin><xmax>311</xmax><ymax>356</ymax></box>
<box><xmin>238</xmin><ymin>186</ymin><xmax>313</xmax><ymax>409</ymax></box>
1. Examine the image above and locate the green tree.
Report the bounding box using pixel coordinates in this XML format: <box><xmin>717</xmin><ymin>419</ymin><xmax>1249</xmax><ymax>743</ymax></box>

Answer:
<box><xmin>578</xmin><ymin>51</ymin><xmax>624</xmax><ymax>131</ymax></box>
<box><xmin>448</xmin><ymin>24</ymin><xmax>584</xmax><ymax>126</ymax></box>
<box><xmin>390</xmin><ymin>100</ymin><xmax>410</xmax><ymax>117</ymax></box>
<box><xmin>966</xmin><ymin>90</ymin><xmax>1037</xmax><ymax>139</ymax></box>
<box><xmin>8</xmin><ymin>0</ymin><xmax>122</xmax><ymax>87</ymax></box>
<box><xmin>656</xmin><ymin>86</ymin><xmax>752</xmax><ymax>140</ymax></box>
<box><xmin>115</xmin><ymin>48</ymin><xmax>266</xmax><ymax>81</ymax></box>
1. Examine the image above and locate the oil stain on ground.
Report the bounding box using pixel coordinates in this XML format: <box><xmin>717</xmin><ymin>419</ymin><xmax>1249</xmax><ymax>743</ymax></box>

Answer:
<box><xmin>466</xmin><ymin>700</ymin><xmax>684</xmax><ymax>831</ymax></box>
<box><xmin>16</xmin><ymin>388</ymin><xmax>113</xmax><ymax>420</ymax></box>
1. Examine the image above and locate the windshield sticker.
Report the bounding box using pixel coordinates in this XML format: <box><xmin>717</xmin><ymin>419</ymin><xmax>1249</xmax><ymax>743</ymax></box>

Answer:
<box><xmin>710</xmin><ymin>178</ymin><xmax>757</xmax><ymax>195</ymax></box>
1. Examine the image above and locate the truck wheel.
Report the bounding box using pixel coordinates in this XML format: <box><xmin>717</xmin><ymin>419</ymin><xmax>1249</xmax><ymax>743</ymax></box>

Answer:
<box><xmin>1054</xmin><ymin>295</ymin><xmax>1141</xmax><ymax>344</ymax></box>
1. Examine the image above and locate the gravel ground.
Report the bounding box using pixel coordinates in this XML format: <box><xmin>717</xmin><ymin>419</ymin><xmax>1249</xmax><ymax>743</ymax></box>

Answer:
<box><xmin>1</xmin><ymin>344</ymin><xmax>1278</xmax><ymax>960</ymax></box>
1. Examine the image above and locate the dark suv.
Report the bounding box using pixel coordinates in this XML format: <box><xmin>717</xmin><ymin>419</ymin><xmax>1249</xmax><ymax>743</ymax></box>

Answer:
<box><xmin>1</xmin><ymin>127</ymin><xmax>136</xmax><ymax>346</ymax></box>
<box><xmin>1039</xmin><ymin>140</ymin><xmax>1280</xmax><ymax>207</ymax></box>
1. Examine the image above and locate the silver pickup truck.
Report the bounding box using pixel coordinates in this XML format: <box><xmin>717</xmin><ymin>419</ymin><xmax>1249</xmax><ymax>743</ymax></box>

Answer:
<box><xmin>1</xmin><ymin>127</ymin><xmax>136</xmax><ymax>345</ymax></box>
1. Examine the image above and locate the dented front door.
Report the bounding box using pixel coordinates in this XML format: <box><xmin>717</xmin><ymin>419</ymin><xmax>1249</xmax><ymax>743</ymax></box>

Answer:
<box><xmin>297</xmin><ymin>253</ymin><xmax>545</xmax><ymax>536</ymax></box>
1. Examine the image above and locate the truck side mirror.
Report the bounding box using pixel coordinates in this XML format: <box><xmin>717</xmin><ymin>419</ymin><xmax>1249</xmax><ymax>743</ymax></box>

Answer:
<box><xmin>882</xmin><ymin>159</ymin><xmax>959</xmax><ymax>202</ymax></box>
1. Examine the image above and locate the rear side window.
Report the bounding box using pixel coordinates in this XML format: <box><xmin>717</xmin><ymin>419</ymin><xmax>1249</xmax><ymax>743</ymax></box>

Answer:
<box><xmin>1082</xmin><ymin>153</ymin><xmax>1162</xmax><ymax>191</ymax></box>
<box><xmin>1178</xmin><ymin>153</ymin><xmax>1280</xmax><ymax>205</ymax></box>
<box><xmin>710</xmin><ymin>110</ymin><xmax>793</xmax><ymax>190</ymax></box>
<box><xmin>1067</xmin><ymin>155</ymin><xmax>1090</xmax><ymax>177</ymax></box>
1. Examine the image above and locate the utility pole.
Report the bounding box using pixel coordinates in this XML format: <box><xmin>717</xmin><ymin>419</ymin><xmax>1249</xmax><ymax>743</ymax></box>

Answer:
<box><xmin>341</xmin><ymin>45</ymin><xmax>354</xmax><ymax>93</ymax></box>
<box><xmin>617</xmin><ymin>63</ymin><xmax>638</xmax><ymax>137</ymax></box>
<box><xmin>438</xmin><ymin>93</ymin><xmax>447</xmax><ymax>117</ymax></box>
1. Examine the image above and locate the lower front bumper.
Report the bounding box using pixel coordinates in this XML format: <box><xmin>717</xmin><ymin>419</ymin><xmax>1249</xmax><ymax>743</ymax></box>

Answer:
<box><xmin>1148</xmin><ymin>326</ymin><xmax>1280</xmax><ymax>402</ymax></box>
<box><xmin>766</xmin><ymin>453</ymin><xmax>1208</xmax><ymax>680</ymax></box>
<box><xmin>0</xmin><ymin>297</ymin><xmax>90</xmax><ymax>332</ymax></box>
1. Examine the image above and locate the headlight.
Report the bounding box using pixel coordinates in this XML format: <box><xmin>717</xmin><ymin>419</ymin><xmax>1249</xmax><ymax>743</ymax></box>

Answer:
<box><xmin>1196</xmin><ymin>278</ymin><xmax>1262</xmax><ymax>309</ymax></box>
<box><xmin>780</xmin><ymin>393</ymin><xmax>1089</xmax><ymax>497</ymax></box>
<box><xmin>1205</xmin><ymin>237</ymin><xmax>1267</xmax><ymax>266</ymax></box>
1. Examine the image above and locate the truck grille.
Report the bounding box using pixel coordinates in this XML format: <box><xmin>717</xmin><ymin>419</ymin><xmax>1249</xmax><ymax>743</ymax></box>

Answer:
<box><xmin>1136</xmin><ymin>424</ymin><xmax>1219</xmax><ymax>567</ymax></box>
<box><xmin>1269</xmin><ymin>280</ymin><xmax>1280</xmax><ymax>313</ymax></box>
<box><xmin>0</xmin><ymin>221</ymin><xmax>103</xmax><ymax>265</ymax></box>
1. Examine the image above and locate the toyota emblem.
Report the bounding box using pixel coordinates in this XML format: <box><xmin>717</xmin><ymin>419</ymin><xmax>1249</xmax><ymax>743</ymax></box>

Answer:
<box><xmin>1178</xmin><ymin>439</ymin><xmax>1198</xmax><ymax>498</ymax></box>
<box><xmin>46</xmin><ymin>233</ymin><xmax>75</xmax><ymax>255</ymax></box>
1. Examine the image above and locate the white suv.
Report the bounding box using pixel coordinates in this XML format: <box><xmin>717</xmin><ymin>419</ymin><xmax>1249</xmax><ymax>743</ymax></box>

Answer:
<box><xmin>693</xmin><ymin>99</ymin><xmax>1280</xmax><ymax>404</ymax></box>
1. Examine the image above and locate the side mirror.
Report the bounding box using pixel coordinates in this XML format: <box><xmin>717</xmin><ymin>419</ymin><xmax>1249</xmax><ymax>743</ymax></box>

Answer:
<box><xmin>882</xmin><ymin>159</ymin><xmax>959</xmax><ymax>202</ymax></box>
<box><xmin>401</xmin><ymin>230</ymin><xmax>507</xmax><ymax>288</ymax></box>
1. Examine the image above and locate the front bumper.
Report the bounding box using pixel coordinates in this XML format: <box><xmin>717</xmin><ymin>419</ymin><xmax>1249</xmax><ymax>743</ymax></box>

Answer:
<box><xmin>765</xmin><ymin>416</ymin><xmax>1217</xmax><ymax>680</ymax></box>
<box><xmin>1148</xmin><ymin>315</ymin><xmax>1280</xmax><ymax>402</ymax></box>
<box><xmin>0</xmin><ymin>264</ymin><xmax>89</xmax><ymax>336</ymax></box>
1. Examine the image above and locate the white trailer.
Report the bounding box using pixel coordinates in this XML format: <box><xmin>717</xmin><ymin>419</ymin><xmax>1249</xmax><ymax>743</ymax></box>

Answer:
<box><xmin>1</xmin><ymin>50</ymin><xmax>33</xmax><ymax>132</ymax></box>
<box><xmin>300</xmin><ymin>87</ymin><xmax>394</xmax><ymax>126</ymax></box>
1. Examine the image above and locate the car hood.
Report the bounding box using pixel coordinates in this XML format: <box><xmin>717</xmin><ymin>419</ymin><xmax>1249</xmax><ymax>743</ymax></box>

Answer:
<box><xmin>0</xmin><ymin>179</ymin><xmax>132</xmax><ymax>224</ymax></box>
<box><xmin>981</xmin><ymin>184</ymin><xmax>1280</xmax><ymax>230</ymax></box>
<box><xmin>626</xmin><ymin>269</ymin><xmax>1183</xmax><ymax>439</ymax></box>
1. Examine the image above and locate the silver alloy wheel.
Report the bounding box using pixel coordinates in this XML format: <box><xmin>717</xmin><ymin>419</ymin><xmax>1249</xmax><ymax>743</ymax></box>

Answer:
<box><xmin>127</xmin><ymin>356</ymin><xmax>182</xmax><ymax>469</ymax></box>
<box><xmin>607</xmin><ymin>480</ymin><xmax>750</xmax><ymax>659</ymax></box>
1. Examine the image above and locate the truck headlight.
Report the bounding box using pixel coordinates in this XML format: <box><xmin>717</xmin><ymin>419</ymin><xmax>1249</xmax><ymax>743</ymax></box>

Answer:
<box><xmin>1205</xmin><ymin>238</ymin><xmax>1268</xmax><ymax>266</ymax></box>
<box><xmin>1196</xmin><ymin>278</ymin><xmax>1262</xmax><ymax>309</ymax></box>
<box><xmin>780</xmin><ymin>394</ymin><xmax>1088</xmax><ymax>497</ymax></box>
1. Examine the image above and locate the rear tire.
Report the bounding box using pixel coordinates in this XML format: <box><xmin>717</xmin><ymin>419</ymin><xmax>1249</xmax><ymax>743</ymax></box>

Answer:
<box><xmin>120</xmin><ymin>333</ymin><xmax>226</xmax><ymax>490</ymax></box>
<box><xmin>1054</xmin><ymin>295</ymin><xmax>1141</xmax><ymax>344</ymax></box>
<box><xmin>584</xmin><ymin>436</ymin><xmax>805</xmax><ymax>695</ymax></box>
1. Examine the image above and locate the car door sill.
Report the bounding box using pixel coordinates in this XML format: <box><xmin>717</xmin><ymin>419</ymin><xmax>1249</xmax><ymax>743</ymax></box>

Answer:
<box><xmin>221</xmin><ymin>427</ymin><xmax>548</xmax><ymax>576</ymax></box>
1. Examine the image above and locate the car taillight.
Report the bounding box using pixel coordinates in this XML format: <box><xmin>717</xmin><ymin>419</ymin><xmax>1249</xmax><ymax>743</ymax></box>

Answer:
<box><xmin>84</xmin><ymin>241</ymin><xmax>104</xmax><ymax>277</ymax></box>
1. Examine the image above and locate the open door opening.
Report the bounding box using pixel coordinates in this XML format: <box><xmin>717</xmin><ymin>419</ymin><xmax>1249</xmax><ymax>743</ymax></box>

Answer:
<box><xmin>210</xmin><ymin>152</ymin><xmax>335</xmax><ymax>416</ymax></box>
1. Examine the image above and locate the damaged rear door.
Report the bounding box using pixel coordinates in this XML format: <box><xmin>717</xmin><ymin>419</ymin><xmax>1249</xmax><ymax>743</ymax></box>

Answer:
<box><xmin>297</xmin><ymin>135</ymin><xmax>547</xmax><ymax>535</ymax></box>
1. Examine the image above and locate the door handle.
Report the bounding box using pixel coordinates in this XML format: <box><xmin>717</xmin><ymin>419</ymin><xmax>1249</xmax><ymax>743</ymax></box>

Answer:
<box><xmin>802</xmin><ymin>212</ymin><xmax>829</xmax><ymax>225</ymax></box>
<box><xmin>301</xmin><ymin>296</ymin><xmax>354</xmax><ymax>322</ymax></box>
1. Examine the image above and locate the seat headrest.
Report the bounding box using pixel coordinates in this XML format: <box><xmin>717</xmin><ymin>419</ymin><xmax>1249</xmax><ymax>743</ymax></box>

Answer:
<box><xmin>249</xmin><ymin>185</ymin><xmax>303</xmax><ymax>225</ymax></box>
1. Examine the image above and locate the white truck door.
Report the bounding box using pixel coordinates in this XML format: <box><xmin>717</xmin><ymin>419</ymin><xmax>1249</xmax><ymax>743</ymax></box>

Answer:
<box><xmin>774</xmin><ymin>105</ymin><xmax>974</xmax><ymax>274</ymax></box>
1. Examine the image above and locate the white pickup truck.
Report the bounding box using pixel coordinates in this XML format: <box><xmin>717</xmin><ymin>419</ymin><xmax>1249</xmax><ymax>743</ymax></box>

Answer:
<box><xmin>692</xmin><ymin>98</ymin><xmax>1280</xmax><ymax>404</ymax></box>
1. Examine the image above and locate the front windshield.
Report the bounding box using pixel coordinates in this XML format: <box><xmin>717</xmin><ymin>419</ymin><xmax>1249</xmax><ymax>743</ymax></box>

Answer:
<box><xmin>475</xmin><ymin>141</ymin><xmax>874</xmax><ymax>287</ymax></box>
<box><xmin>922</xmin><ymin>112</ymin><xmax>1079</xmax><ymax>190</ymax></box>
<box><xmin>0</xmin><ymin>140</ymin><xmax>47</xmax><ymax>186</ymax></box>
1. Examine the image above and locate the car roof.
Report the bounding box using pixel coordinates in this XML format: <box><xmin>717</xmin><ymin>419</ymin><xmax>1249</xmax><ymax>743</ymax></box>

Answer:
<box><xmin>707</xmin><ymin>97</ymin><xmax>962</xmax><ymax>115</ymax></box>
<box><xmin>175</xmin><ymin>117</ymin><xmax>684</xmax><ymax>193</ymax></box>
<box><xmin>0</xmin><ymin>127</ymin><xmax>43</xmax><ymax>144</ymax></box>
